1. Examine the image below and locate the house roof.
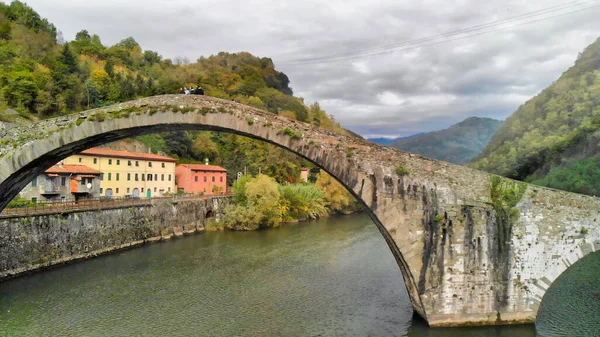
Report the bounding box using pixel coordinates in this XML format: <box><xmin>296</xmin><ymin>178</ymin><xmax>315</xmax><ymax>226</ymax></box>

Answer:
<box><xmin>79</xmin><ymin>147</ymin><xmax>177</xmax><ymax>162</ymax></box>
<box><xmin>46</xmin><ymin>164</ymin><xmax>101</xmax><ymax>175</ymax></box>
<box><xmin>179</xmin><ymin>164</ymin><xmax>227</xmax><ymax>172</ymax></box>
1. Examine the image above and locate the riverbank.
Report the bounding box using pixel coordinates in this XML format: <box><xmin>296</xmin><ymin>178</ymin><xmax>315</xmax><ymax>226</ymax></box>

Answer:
<box><xmin>0</xmin><ymin>196</ymin><xmax>230</xmax><ymax>282</ymax></box>
<box><xmin>207</xmin><ymin>209</ymin><xmax>362</xmax><ymax>232</ymax></box>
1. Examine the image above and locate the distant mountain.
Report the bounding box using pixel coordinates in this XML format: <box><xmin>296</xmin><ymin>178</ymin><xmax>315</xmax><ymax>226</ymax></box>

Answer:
<box><xmin>368</xmin><ymin>133</ymin><xmax>425</xmax><ymax>146</ymax></box>
<box><xmin>470</xmin><ymin>37</ymin><xmax>600</xmax><ymax>196</ymax></box>
<box><xmin>391</xmin><ymin>117</ymin><xmax>503</xmax><ymax>165</ymax></box>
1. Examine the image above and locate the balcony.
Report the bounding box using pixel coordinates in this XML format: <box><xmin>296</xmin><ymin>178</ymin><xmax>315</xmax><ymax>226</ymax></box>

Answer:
<box><xmin>41</xmin><ymin>185</ymin><xmax>61</xmax><ymax>195</ymax></box>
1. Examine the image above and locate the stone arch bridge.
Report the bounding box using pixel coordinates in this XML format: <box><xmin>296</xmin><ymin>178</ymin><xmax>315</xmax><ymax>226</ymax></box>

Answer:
<box><xmin>0</xmin><ymin>95</ymin><xmax>598</xmax><ymax>327</ymax></box>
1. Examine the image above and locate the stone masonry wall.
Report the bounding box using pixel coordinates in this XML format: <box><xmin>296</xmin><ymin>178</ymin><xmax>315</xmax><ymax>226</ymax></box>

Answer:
<box><xmin>0</xmin><ymin>95</ymin><xmax>599</xmax><ymax>327</ymax></box>
<box><xmin>0</xmin><ymin>197</ymin><xmax>230</xmax><ymax>281</ymax></box>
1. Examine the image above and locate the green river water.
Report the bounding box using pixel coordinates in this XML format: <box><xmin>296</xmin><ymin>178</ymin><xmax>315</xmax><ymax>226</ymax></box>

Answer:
<box><xmin>0</xmin><ymin>213</ymin><xmax>597</xmax><ymax>336</ymax></box>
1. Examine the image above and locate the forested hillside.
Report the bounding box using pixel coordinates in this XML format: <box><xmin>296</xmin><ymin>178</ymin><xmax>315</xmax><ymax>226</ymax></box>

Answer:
<box><xmin>0</xmin><ymin>1</ymin><xmax>346</xmax><ymax>185</ymax></box>
<box><xmin>470</xmin><ymin>37</ymin><xmax>600</xmax><ymax>196</ymax></box>
<box><xmin>391</xmin><ymin>117</ymin><xmax>502</xmax><ymax>165</ymax></box>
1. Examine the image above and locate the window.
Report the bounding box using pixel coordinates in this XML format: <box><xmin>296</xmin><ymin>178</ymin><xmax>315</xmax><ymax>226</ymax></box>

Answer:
<box><xmin>142</xmin><ymin>174</ymin><xmax>145</xmax><ymax>181</ymax></box>
<box><xmin>128</xmin><ymin>160</ymin><xmax>132</xmax><ymax>166</ymax></box>
<box><xmin>154</xmin><ymin>174</ymin><xmax>158</xmax><ymax>181</ymax></box>
<box><xmin>149</xmin><ymin>162</ymin><xmax>153</xmax><ymax>167</ymax></box>
<box><xmin>168</xmin><ymin>187</ymin><xmax>171</xmax><ymax>192</ymax></box>
<box><xmin>127</xmin><ymin>188</ymin><xmax>130</xmax><ymax>193</ymax></box>
<box><xmin>93</xmin><ymin>158</ymin><xmax>97</xmax><ymax>164</ymax></box>
<box><xmin>31</xmin><ymin>197</ymin><xmax>37</xmax><ymax>203</ymax></box>
<box><xmin>195</xmin><ymin>176</ymin><xmax>198</xmax><ymax>182</ymax></box>
<box><xmin>147</xmin><ymin>174</ymin><xmax>152</xmax><ymax>181</ymax></box>
<box><xmin>100</xmin><ymin>188</ymin><xmax>103</xmax><ymax>194</ymax></box>
<box><xmin>142</xmin><ymin>188</ymin><xmax>144</xmax><ymax>192</ymax></box>
<box><xmin>204</xmin><ymin>176</ymin><xmax>207</xmax><ymax>182</ymax></box>
<box><xmin>162</xmin><ymin>163</ymin><xmax>165</xmax><ymax>168</ymax></box>
<box><xmin>135</xmin><ymin>161</ymin><xmax>139</xmax><ymax>167</ymax></box>
<box><xmin>78</xmin><ymin>158</ymin><xmax>82</xmax><ymax>163</ymax></box>
<box><xmin>127</xmin><ymin>173</ymin><xmax>131</xmax><ymax>181</ymax></box>
<box><xmin>161</xmin><ymin>174</ymin><xmax>164</xmax><ymax>181</ymax></box>
<box><xmin>212</xmin><ymin>176</ymin><xmax>215</xmax><ymax>182</ymax></box>
<box><xmin>117</xmin><ymin>160</ymin><xmax>120</xmax><ymax>165</ymax></box>
<box><xmin>108</xmin><ymin>173</ymin><xmax>112</xmax><ymax>181</ymax></box>
<box><xmin>116</xmin><ymin>188</ymin><xmax>119</xmax><ymax>194</ymax></box>
<box><xmin>135</xmin><ymin>173</ymin><xmax>139</xmax><ymax>181</ymax></box>
<box><xmin>109</xmin><ymin>159</ymin><xmax>112</xmax><ymax>165</ymax></box>
<box><xmin>169</xmin><ymin>174</ymin><xmax>172</xmax><ymax>181</ymax></box>
<box><xmin>154</xmin><ymin>187</ymin><xmax>157</xmax><ymax>192</ymax></box>
<box><xmin>32</xmin><ymin>177</ymin><xmax>37</xmax><ymax>187</ymax></box>
<box><xmin>61</xmin><ymin>177</ymin><xmax>66</xmax><ymax>186</ymax></box>
<box><xmin>116</xmin><ymin>173</ymin><xmax>120</xmax><ymax>181</ymax></box>
<box><xmin>220</xmin><ymin>176</ymin><xmax>223</xmax><ymax>182</ymax></box>
<box><xmin>99</xmin><ymin>173</ymin><xmax>104</xmax><ymax>181</ymax></box>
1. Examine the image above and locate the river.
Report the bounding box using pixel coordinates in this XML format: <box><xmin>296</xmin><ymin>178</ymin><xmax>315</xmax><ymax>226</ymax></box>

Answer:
<box><xmin>0</xmin><ymin>213</ymin><xmax>596</xmax><ymax>336</ymax></box>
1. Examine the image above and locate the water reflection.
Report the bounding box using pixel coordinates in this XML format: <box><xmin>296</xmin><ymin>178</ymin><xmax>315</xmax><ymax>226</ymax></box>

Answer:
<box><xmin>2</xmin><ymin>213</ymin><xmax>588</xmax><ymax>336</ymax></box>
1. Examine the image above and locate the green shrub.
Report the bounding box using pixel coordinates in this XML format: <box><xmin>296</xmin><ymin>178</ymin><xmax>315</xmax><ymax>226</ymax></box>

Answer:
<box><xmin>247</xmin><ymin>118</ymin><xmax>254</xmax><ymax>125</ymax></box>
<box><xmin>6</xmin><ymin>197</ymin><xmax>36</xmax><ymax>209</ymax></box>
<box><xmin>395</xmin><ymin>166</ymin><xmax>409</xmax><ymax>176</ymax></box>
<box><xmin>277</xmin><ymin>127</ymin><xmax>302</xmax><ymax>139</ymax></box>
<box><xmin>89</xmin><ymin>112</ymin><xmax>106</xmax><ymax>122</ymax></box>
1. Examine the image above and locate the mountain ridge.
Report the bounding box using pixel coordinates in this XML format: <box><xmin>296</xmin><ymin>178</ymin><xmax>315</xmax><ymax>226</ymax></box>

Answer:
<box><xmin>470</xmin><ymin>37</ymin><xmax>600</xmax><ymax>196</ymax></box>
<box><xmin>391</xmin><ymin>117</ymin><xmax>503</xmax><ymax>165</ymax></box>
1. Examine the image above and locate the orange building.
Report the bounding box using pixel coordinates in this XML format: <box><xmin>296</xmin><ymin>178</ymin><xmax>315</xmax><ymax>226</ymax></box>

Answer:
<box><xmin>175</xmin><ymin>164</ymin><xmax>227</xmax><ymax>195</ymax></box>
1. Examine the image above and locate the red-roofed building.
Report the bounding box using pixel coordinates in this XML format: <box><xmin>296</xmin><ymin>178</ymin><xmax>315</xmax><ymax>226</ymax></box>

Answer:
<box><xmin>176</xmin><ymin>164</ymin><xmax>227</xmax><ymax>195</ymax></box>
<box><xmin>63</xmin><ymin>147</ymin><xmax>177</xmax><ymax>198</ymax></box>
<box><xmin>20</xmin><ymin>164</ymin><xmax>102</xmax><ymax>202</ymax></box>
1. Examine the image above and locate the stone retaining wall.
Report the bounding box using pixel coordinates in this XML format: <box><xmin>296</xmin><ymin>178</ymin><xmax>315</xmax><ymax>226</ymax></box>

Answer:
<box><xmin>0</xmin><ymin>196</ymin><xmax>230</xmax><ymax>281</ymax></box>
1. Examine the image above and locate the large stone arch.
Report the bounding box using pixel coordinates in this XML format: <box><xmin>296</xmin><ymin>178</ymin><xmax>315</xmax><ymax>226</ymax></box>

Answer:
<box><xmin>0</xmin><ymin>95</ymin><xmax>599</xmax><ymax>327</ymax></box>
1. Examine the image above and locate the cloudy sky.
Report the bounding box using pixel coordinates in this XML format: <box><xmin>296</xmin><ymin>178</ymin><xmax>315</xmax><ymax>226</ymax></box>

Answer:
<box><xmin>26</xmin><ymin>0</ymin><xmax>600</xmax><ymax>138</ymax></box>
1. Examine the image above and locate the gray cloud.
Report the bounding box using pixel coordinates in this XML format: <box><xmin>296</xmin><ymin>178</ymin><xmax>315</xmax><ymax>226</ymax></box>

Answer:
<box><xmin>25</xmin><ymin>0</ymin><xmax>600</xmax><ymax>138</ymax></box>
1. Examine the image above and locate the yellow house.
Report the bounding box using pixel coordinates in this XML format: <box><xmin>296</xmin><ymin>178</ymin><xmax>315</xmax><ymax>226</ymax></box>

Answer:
<box><xmin>63</xmin><ymin>147</ymin><xmax>177</xmax><ymax>198</ymax></box>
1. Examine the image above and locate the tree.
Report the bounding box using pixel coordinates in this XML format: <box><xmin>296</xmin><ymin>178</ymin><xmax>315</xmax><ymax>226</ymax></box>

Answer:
<box><xmin>224</xmin><ymin>174</ymin><xmax>280</xmax><ymax>230</ymax></box>
<box><xmin>75</xmin><ymin>29</ymin><xmax>90</xmax><ymax>41</ymax></box>
<box><xmin>143</xmin><ymin>50</ymin><xmax>161</xmax><ymax>65</ymax></box>
<box><xmin>315</xmin><ymin>172</ymin><xmax>356</xmax><ymax>213</ymax></box>
<box><xmin>190</xmin><ymin>132</ymin><xmax>219</xmax><ymax>162</ymax></box>
<box><xmin>59</xmin><ymin>43</ymin><xmax>78</xmax><ymax>73</ymax></box>
<box><xmin>116</xmin><ymin>36</ymin><xmax>139</xmax><ymax>50</ymax></box>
